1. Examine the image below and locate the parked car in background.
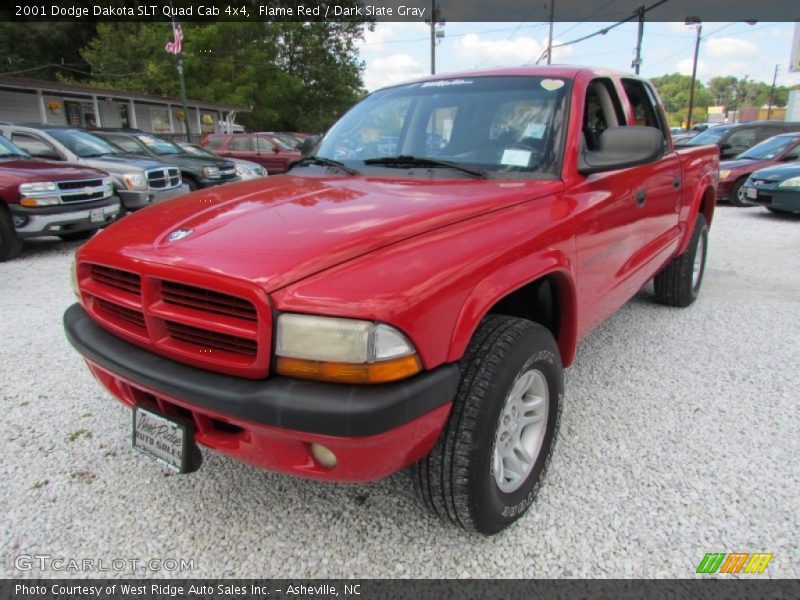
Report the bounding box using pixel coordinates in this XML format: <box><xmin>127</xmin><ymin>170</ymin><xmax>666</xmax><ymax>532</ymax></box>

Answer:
<box><xmin>675</xmin><ymin>120</ymin><xmax>800</xmax><ymax>158</ymax></box>
<box><xmin>0</xmin><ymin>124</ymin><xmax>188</xmax><ymax>210</ymax></box>
<box><xmin>94</xmin><ymin>130</ymin><xmax>239</xmax><ymax>190</ymax></box>
<box><xmin>740</xmin><ymin>163</ymin><xmax>800</xmax><ymax>215</ymax></box>
<box><xmin>201</xmin><ymin>133</ymin><xmax>301</xmax><ymax>174</ymax></box>
<box><xmin>671</xmin><ymin>122</ymin><xmax>713</xmax><ymax>143</ymax></box>
<box><xmin>176</xmin><ymin>142</ymin><xmax>267</xmax><ymax>180</ymax></box>
<box><xmin>717</xmin><ymin>132</ymin><xmax>800</xmax><ymax>205</ymax></box>
<box><xmin>0</xmin><ymin>135</ymin><xmax>118</xmax><ymax>260</ymax></box>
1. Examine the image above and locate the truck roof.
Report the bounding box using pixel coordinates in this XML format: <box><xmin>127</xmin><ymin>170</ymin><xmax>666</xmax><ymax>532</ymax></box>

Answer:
<box><xmin>386</xmin><ymin>65</ymin><xmax>640</xmax><ymax>90</ymax></box>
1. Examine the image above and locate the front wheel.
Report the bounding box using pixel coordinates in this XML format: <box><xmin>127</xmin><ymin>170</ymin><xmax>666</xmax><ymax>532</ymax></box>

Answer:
<box><xmin>654</xmin><ymin>213</ymin><xmax>708</xmax><ymax>307</ymax></box>
<box><xmin>0</xmin><ymin>207</ymin><xmax>23</xmax><ymax>262</ymax></box>
<box><xmin>413</xmin><ymin>315</ymin><xmax>563</xmax><ymax>534</ymax></box>
<box><xmin>729</xmin><ymin>179</ymin><xmax>748</xmax><ymax>207</ymax></box>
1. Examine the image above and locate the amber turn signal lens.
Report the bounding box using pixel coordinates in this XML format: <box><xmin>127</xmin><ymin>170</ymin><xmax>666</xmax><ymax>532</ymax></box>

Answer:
<box><xmin>20</xmin><ymin>198</ymin><xmax>39</xmax><ymax>207</ymax></box>
<box><xmin>275</xmin><ymin>354</ymin><xmax>421</xmax><ymax>384</ymax></box>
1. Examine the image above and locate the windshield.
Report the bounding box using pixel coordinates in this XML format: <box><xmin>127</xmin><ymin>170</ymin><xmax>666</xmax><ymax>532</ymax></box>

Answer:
<box><xmin>135</xmin><ymin>134</ymin><xmax>182</xmax><ymax>155</ymax></box>
<box><xmin>0</xmin><ymin>135</ymin><xmax>28</xmax><ymax>157</ymax></box>
<box><xmin>739</xmin><ymin>136</ymin><xmax>796</xmax><ymax>160</ymax></box>
<box><xmin>315</xmin><ymin>76</ymin><xmax>571</xmax><ymax>178</ymax></box>
<box><xmin>48</xmin><ymin>129</ymin><xmax>121</xmax><ymax>157</ymax></box>
<box><xmin>181</xmin><ymin>144</ymin><xmax>216</xmax><ymax>158</ymax></box>
<box><xmin>684</xmin><ymin>125</ymin><xmax>732</xmax><ymax>146</ymax></box>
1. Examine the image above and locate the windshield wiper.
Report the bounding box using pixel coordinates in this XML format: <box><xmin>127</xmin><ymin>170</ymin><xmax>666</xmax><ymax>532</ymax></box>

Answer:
<box><xmin>290</xmin><ymin>156</ymin><xmax>360</xmax><ymax>176</ymax></box>
<box><xmin>363</xmin><ymin>155</ymin><xmax>488</xmax><ymax>179</ymax></box>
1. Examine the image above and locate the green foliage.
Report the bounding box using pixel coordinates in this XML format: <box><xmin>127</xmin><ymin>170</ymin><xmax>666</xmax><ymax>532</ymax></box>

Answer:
<box><xmin>652</xmin><ymin>73</ymin><xmax>795</xmax><ymax>126</ymax></box>
<box><xmin>78</xmin><ymin>22</ymin><xmax>368</xmax><ymax>132</ymax></box>
<box><xmin>0</xmin><ymin>23</ymin><xmax>97</xmax><ymax>80</ymax></box>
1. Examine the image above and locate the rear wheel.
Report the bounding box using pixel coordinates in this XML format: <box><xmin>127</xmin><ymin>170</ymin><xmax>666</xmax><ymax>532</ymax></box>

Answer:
<box><xmin>729</xmin><ymin>178</ymin><xmax>748</xmax><ymax>207</ymax></box>
<box><xmin>654</xmin><ymin>213</ymin><xmax>708</xmax><ymax>307</ymax></box>
<box><xmin>0</xmin><ymin>207</ymin><xmax>23</xmax><ymax>262</ymax></box>
<box><xmin>413</xmin><ymin>315</ymin><xmax>563</xmax><ymax>534</ymax></box>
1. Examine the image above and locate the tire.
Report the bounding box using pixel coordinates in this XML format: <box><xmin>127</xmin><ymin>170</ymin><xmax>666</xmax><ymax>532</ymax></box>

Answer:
<box><xmin>654</xmin><ymin>213</ymin><xmax>708</xmax><ymax>307</ymax></box>
<box><xmin>413</xmin><ymin>315</ymin><xmax>563</xmax><ymax>535</ymax></box>
<box><xmin>0</xmin><ymin>207</ymin><xmax>23</xmax><ymax>262</ymax></box>
<box><xmin>729</xmin><ymin>178</ymin><xmax>748</xmax><ymax>207</ymax></box>
<box><xmin>184</xmin><ymin>176</ymin><xmax>198</xmax><ymax>191</ymax></box>
<box><xmin>58</xmin><ymin>230</ymin><xmax>95</xmax><ymax>242</ymax></box>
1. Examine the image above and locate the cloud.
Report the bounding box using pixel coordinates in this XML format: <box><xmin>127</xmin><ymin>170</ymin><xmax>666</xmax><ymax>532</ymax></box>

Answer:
<box><xmin>673</xmin><ymin>36</ymin><xmax>761</xmax><ymax>80</ymax></box>
<box><xmin>703</xmin><ymin>37</ymin><xmax>759</xmax><ymax>59</ymax></box>
<box><xmin>356</xmin><ymin>23</ymin><xmax>430</xmax><ymax>56</ymax></box>
<box><xmin>453</xmin><ymin>33</ymin><xmax>573</xmax><ymax>67</ymax></box>
<box><xmin>363</xmin><ymin>53</ymin><xmax>428</xmax><ymax>90</ymax></box>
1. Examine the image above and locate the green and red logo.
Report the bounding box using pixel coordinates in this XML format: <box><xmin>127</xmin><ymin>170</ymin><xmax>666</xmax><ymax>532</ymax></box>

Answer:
<box><xmin>696</xmin><ymin>552</ymin><xmax>773</xmax><ymax>574</ymax></box>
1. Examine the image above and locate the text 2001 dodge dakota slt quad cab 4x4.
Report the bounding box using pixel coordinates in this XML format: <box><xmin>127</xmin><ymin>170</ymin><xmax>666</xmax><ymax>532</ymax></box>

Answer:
<box><xmin>64</xmin><ymin>67</ymin><xmax>719</xmax><ymax>534</ymax></box>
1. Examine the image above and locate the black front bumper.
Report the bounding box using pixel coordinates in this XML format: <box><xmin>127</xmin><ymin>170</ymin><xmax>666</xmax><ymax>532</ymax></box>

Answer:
<box><xmin>64</xmin><ymin>304</ymin><xmax>459</xmax><ymax>437</ymax></box>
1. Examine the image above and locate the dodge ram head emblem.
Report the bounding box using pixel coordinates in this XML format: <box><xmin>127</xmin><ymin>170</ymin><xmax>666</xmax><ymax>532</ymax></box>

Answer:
<box><xmin>167</xmin><ymin>228</ymin><xmax>193</xmax><ymax>242</ymax></box>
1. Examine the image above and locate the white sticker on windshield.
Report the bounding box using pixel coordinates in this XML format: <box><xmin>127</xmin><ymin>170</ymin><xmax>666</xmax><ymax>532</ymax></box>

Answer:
<box><xmin>501</xmin><ymin>148</ymin><xmax>531</xmax><ymax>167</ymax></box>
<box><xmin>523</xmin><ymin>123</ymin><xmax>547</xmax><ymax>139</ymax></box>
<box><xmin>540</xmin><ymin>79</ymin><xmax>565</xmax><ymax>91</ymax></box>
<box><xmin>421</xmin><ymin>79</ymin><xmax>474</xmax><ymax>88</ymax></box>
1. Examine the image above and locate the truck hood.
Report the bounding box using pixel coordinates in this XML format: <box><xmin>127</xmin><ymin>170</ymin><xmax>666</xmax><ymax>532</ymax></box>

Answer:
<box><xmin>0</xmin><ymin>157</ymin><xmax>107</xmax><ymax>182</ymax></box>
<box><xmin>123</xmin><ymin>152</ymin><xmax>234</xmax><ymax>170</ymax></box>
<box><xmin>84</xmin><ymin>154</ymin><xmax>167</xmax><ymax>173</ymax></box>
<box><xmin>83</xmin><ymin>173</ymin><xmax>562</xmax><ymax>292</ymax></box>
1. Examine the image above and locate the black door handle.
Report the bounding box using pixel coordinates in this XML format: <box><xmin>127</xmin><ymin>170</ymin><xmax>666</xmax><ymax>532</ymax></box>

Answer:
<box><xmin>673</xmin><ymin>176</ymin><xmax>681</xmax><ymax>189</ymax></box>
<box><xmin>635</xmin><ymin>189</ymin><xmax>647</xmax><ymax>206</ymax></box>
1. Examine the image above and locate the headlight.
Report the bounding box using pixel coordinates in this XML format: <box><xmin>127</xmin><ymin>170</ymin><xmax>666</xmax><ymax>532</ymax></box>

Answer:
<box><xmin>122</xmin><ymin>173</ymin><xmax>147</xmax><ymax>190</ymax></box>
<box><xmin>259</xmin><ymin>167</ymin><xmax>268</xmax><ymax>177</ymax></box>
<box><xmin>70</xmin><ymin>258</ymin><xmax>80</xmax><ymax>298</ymax></box>
<box><xmin>778</xmin><ymin>176</ymin><xmax>800</xmax><ymax>188</ymax></box>
<box><xmin>274</xmin><ymin>314</ymin><xmax>421</xmax><ymax>384</ymax></box>
<box><xmin>235</xmin><ymin>165</ymin><xmax>250</xmax><ymax>177</ymax></box>
<box><xmin>19</xmin><ymin>181</ymin><xmax>57</xmax><ymax>194</ymax></box>
<box><xmin>718</xmin><ymin>169</ymin><xmax>731</xmax><ymax>180</ymax></box>
<box><xmin>203</xmin><ymin>166</ymin><xmax>220</xmax><ymax>178</ymax></box>
<box><xmin>18</xmin><ymin>181</ymin><xmax>58</xmax><ymax>206</ymax></box>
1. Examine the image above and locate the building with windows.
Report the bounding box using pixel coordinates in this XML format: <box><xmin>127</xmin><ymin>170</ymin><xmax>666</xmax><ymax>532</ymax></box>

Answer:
<box><xmin>0</xmin><ymin>76</ymin><xmax>246</xmax><ymax>140</ymax></box>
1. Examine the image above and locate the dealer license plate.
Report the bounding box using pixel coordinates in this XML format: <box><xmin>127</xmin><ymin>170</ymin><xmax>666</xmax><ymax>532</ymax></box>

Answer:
<box><xmin>89</xmin><ymin>208</ymin><xmax>105</xmax><ymax>222</ymax></box>
<box><xmin>746</xmin><ymin>187</ymin><xmax>758</xmax><ymax>200</ymax></box>
<box><xmin>132</xmin><ymin>406</ymin><xmax>191</xmax><ymax>472</ymax></box>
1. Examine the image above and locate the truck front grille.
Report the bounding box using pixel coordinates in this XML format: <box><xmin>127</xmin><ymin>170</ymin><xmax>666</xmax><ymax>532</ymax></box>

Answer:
<box><xmin>40</xmin><ymin>178</ymin><xmax>113</xmax><ymax>204</ymax></box>
<box><xmin>78</xmin><ymin>262</ymin><xmax>269</xmax><ymax>378</ymax></box>
<box><xmin>146</xmin><ymin>168</ymin><xmax>182</xmax><ymax>190</ymax></box>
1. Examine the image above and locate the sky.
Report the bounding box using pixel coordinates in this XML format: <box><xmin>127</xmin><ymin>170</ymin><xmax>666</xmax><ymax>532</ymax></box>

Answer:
<box><xmin>356</xmin><ymin>21</ymin><xmax>800</xmax><ymax>93</ymax></box>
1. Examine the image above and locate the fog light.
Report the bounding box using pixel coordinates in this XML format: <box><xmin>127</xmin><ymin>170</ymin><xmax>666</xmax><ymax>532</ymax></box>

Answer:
<box><xmin>310</xmin><ymin>443</ymin><xmax>337</xmax><ymax>469</ymax></box>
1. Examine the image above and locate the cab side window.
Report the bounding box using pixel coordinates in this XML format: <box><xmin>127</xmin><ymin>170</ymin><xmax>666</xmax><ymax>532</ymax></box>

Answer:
<box><xmin>229</xmin><ymin>136</ymin><xmax>254</xmax><ymax>151</ymax></box>
<box><xmin>727</xmin><ymin>128</ymin><xmax>756</xmax><ymax>149</ymax></box>
<box><xmin>11</xmin><ymin>132</ymin><xmax>60</xmax><ymax>159</ymax></box>
<box><xmin>622</xmin><ymin>79</ymin><xmax>668</xmax><ymax>138</ymax></box>
<box><xmin>582</xmin><ymin>79</ymin><xmax>625</xmax><ymax>151</ymax></box>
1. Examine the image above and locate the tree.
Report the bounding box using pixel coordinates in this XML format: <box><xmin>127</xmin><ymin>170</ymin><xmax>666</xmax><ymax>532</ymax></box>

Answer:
<box><xmin>0</xmin><ymin>23</ymin><xmax>97</xmax><ymax>80</ymax></box>
<box><xmin>79</xmin><ymin>22</ymin><xmax>369</xmax><ymax>132</ymax></box>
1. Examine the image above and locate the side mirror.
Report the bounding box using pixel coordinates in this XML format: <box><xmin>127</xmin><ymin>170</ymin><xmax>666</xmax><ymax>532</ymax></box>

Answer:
<box><xmin>578</xmin><ymin>127</ymin><xmax>664</xmax><ymax>176</ymax></box>
<box><xmin>300</xmin><ymin>135</ymin><xmax>320</xmax><ymax>158</ymax></box>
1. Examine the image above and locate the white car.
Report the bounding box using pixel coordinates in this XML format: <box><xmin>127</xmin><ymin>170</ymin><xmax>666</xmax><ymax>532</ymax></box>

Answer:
<box><xmin>177</xmin><ymin>142</ymin><xmax>268</xmax><ymax>180</ymax></box>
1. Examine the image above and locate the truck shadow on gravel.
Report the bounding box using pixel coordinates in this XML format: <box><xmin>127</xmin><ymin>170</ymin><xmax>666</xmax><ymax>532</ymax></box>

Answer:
<box><xmin>15</xmin><ymin>237</ymin><xmax>86</xmax><ymax>260</ymax></box>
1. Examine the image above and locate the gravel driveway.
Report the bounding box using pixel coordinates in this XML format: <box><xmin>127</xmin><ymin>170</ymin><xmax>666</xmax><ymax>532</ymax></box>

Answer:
<box><xmin>1</xmin><ymin>206</ymin><xmax>798</xmax><ymax>579</ymax></box>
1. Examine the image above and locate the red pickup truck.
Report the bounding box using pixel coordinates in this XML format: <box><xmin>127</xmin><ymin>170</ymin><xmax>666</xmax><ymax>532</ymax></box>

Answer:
<box><xmin>64</xmin><ymin>67</ymin><xmax>718</xmax><ymax>534</ymax></box>
<box><xmin>0</xmin><ymin>135</ymin><xmax>119</xmax><ymax>261</ymax></box>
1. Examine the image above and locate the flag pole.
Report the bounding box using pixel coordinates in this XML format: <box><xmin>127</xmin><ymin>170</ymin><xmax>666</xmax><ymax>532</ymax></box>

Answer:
<box><xmin>177</xmin><ymin>52</ymin><xmax>191</xmax><ymax>138</ymax></box>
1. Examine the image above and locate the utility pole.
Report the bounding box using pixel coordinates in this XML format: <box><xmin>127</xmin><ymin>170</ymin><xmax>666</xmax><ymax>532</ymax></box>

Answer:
<box><xmin>767</xmin><ymin>64</ymin><xmax>779</xmax><ymax>119</ymax></box>
<box><xmin>428</xmin><ymin>0</ymin><xmax>444</xmax><ymax>74</ymax></box>
<box><xmin>430</xmin><ymin>0</ymin><xmax>436</xmax><ymax>75</ymax></box>
<box><xmin>632</xmin><ymin>5</ymin><xmax>645</xmax><ymax>74</ymax></box>
<box><xmin>686</xmin><ymin>20</ymin><xmax>702</xmax><ymax>130</ymax></box>
<box><xmin>546</xmin><ymin>0</ymin><xmax>555</xmax><ymax>64</ymax></box>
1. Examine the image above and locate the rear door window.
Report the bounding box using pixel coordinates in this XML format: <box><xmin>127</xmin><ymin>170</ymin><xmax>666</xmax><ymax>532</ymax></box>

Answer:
<box><xmin>229</xmin><ymin>136</ymin><xmax>255</xmax><ymax>151</ymax></box>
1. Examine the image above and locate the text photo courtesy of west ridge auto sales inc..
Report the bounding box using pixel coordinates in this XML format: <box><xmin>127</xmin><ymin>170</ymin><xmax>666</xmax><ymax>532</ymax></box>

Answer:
<box><xmin>0</xmin><ymin>0</ymin><xmax>799</xmax><ymax>596</ymax></box>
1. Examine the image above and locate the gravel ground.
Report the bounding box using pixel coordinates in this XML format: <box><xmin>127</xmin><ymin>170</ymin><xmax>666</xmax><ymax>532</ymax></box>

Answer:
<box><xmin>1</xmin><ymin>205</ymin><xmax>798</xmax><ymax>579</ymax></box>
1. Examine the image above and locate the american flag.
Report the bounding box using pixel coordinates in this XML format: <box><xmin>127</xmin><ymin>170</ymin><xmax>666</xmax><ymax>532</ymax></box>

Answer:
<box><xmin>165</xmin><ymin>20</ymin><xmax>183</xmax><ymax>54</ymax></box>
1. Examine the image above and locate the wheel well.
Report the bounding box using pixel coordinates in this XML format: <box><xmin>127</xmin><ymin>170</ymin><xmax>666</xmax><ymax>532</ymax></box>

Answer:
<box><xmin>487</xmin><ymin>275</ymin><xmax>561</xmax><ymax>341</ymax></box>
<box><xmin>699</xmin><ymin>185</ymin><xmax>715</xmax><ymax>225</ymax></box>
